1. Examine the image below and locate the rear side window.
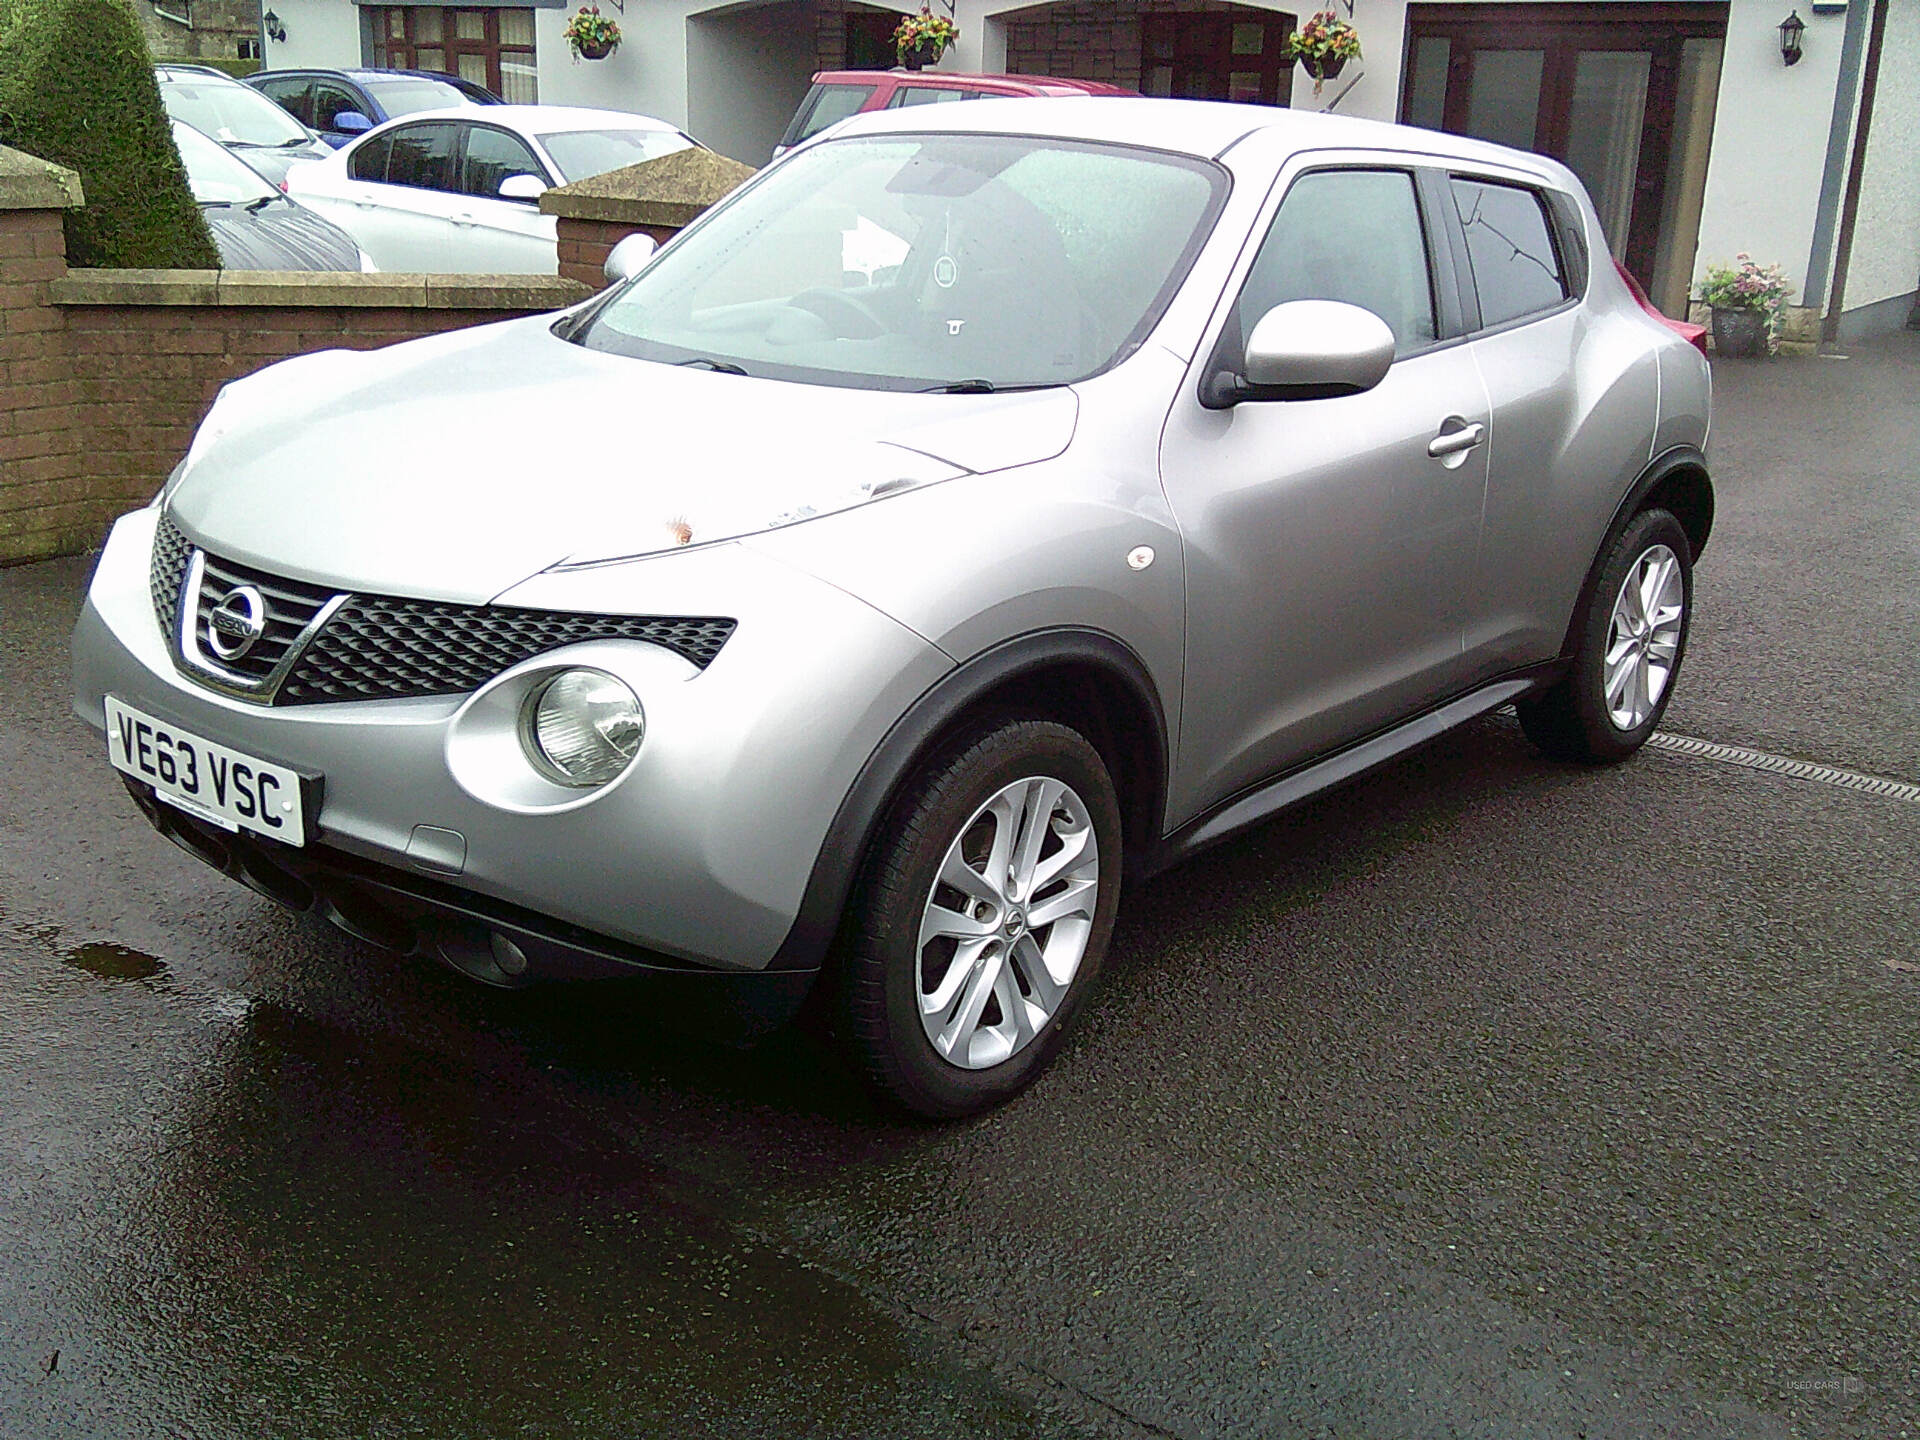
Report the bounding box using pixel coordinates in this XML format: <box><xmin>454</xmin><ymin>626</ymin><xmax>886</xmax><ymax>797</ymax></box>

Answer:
<box><xmin>348</xmin><ymin>132</ymin><xmax>395</xmax><ymax>182</ymax></box>
<box><xmin>381</xmin><ymin>122</ymin><xmax>460</xmax><ymax>191</ymax></box>
<box><xmin>890</xmin><ymin>86</ymin><xmax>968</xmax><ymax>107</ymax></box>
<box><xmin>787</xmin><ymin>83</ymin><xmax>875</xmax><ymax>145</ymax></box>
<box><xmin>1450</xmin><ymin>177</ymin><xmax>1567</xmax><ymax>328</ymax></box>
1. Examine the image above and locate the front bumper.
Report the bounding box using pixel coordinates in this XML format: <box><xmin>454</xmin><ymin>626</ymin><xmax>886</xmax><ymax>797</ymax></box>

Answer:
<box><xmin>74</xmin><ymin>507</ymin><xmax>952</xmax><ymax>976</ymax></box>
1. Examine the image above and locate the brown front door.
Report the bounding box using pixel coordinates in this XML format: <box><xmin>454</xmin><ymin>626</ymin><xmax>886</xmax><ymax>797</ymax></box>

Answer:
<box><xmin>1401</xmin><ymin>3</ymin><xmax>1726</xmax><ymax>311</ymax></box>
<box><xmin>1142</xmin><ymin>9</ymin><xmax>1295</xmax><ymax>105</ymax></box>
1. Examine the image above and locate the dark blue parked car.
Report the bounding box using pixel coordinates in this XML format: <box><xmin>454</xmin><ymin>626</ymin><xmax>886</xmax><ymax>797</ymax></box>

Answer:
<box><xmin>246</xmin><ymin>69</ymin><xmax>501</xmax><ymax>149</ymax></box>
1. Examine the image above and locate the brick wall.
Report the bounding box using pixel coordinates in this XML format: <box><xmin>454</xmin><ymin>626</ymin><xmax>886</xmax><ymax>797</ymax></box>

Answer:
<box><xmin>1</xmin><ymin>205</ymin><xmax>587</xmax><ymax>563</ymax></box>
<box><xmin>555</xmin><ymin>217</ymin><xmax>679</xmax><ymax>291</ymax></box>
<box><xmin>1</xmin><ymin>206</ymin><xmax>91</xmax><ymax>562</ymax></box>
<box><xmin>1003</xmin><ymin>0</ymin><xmax>1281</xmax><ymax>91</ymax></box>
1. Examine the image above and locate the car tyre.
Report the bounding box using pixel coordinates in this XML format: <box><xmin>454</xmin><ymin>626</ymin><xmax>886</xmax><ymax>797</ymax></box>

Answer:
<box><xmin>838</xmin><ymin>718</ymin><xmax>1123</xmax><ymax>1119</ymax></box>
<box><xmin>1519</xmin><ymin>507</ymin><xmax>1693</xmax><ymax>763</ymax></box>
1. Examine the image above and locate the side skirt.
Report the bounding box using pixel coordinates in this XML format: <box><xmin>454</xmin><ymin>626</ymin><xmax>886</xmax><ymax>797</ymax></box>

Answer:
<box><xmin>1138</xmin><ymin>666</ymin><xmax>1561</xmax><ymax>878</ymax></box>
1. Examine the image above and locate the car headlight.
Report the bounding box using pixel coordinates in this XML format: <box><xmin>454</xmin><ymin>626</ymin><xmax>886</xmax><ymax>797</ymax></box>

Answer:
<box><xmin>520</xmin><ymin>669</ymin><xmax>644</xmax><ymax>787</ymax></box>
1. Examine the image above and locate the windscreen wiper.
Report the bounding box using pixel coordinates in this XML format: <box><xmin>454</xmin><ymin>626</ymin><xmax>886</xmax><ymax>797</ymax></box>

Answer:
<box><xmin>675</xmin><ymin>358</ymin><xmax>748</xmax><ymax>376</ymax></box>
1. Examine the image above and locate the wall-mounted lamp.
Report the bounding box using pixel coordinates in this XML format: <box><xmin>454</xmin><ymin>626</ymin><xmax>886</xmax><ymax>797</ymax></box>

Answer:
<box><xmin>1778</xmin><ymin>10</ymin><xmax>1805</xmax><ymax>65</ymax></box>
<box><xmin>263</xmin><ymin>8</ymin><xmax>286</xmax><ymax>42</ymax></box>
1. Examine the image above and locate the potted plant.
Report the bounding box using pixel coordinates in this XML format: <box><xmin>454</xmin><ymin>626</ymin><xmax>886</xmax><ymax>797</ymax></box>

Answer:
<box><xmin>563</xmin><ymin>5</ymin><xmax>620</xmax><ymax>61</ymax></box>
<box><xmin>1698</xmin><ymin>254</ymin><xmax>1795</xmax><ymax>357</ymax></box>
<box><xmin>893</xmin><ymin>5</ymin><xmax>958</xmax><ymax>70</ymax></box>
<box><xmin>1285</xmin><ymin>11</ymin><xmax>1362</xmax><ymax>92</ymax></box>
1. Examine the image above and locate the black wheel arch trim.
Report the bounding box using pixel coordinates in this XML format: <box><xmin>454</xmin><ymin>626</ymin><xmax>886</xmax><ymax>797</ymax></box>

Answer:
<box><xmin>767</xmin><ymin>627</ymin><xmax>1170</xmax><ymax>972</ymax></box>
<box><xmin>1561</xmin><ymin>444</ymin><xmax>1713</xmax><ymax>660</ymax></box>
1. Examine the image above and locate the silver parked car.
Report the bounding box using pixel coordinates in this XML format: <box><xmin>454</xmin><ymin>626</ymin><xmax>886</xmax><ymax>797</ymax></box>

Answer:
<box><xmin>73</xmin><ymin>99</ymin><xmax>1712</xmax><ymax>1116</ymax></box>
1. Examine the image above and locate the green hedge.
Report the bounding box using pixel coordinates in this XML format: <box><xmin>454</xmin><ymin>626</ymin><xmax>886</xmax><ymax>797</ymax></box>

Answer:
<box><xmin>0</xmin><ymin>0</ymin><xmax>219</xmax><ymax>268</ymax></box>
<box><xmin>159</xmin><ymin>55</ymin><xmax>263</xmax><ymax>79</ymax></box>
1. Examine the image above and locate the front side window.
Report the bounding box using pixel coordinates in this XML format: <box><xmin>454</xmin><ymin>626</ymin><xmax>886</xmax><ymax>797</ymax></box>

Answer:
<box><xmin>462</xmin><ymin>124</ymin><xmax>546</xmax><ymax>196</ymax></box>
<box><xmin>380</xmin><ymin>122</ymin><xmax>460</xmax><ymax>190</ymax></box>
<box><xmin>311</xmin><ymin>83</ymin><xmax>365</xmax><ymax>131</ymax></box>
<box><xmin>1234</xmin><ymin>168</ymin><xmax>1438</xmax><ymax>355</ymax></box>
<box><xmin>1451</xmin><ymin>177</ymin><xmax>1567</xmax><ymax>328</ymax></box>
<box><xmin>255</xmin><ymin>76</ymin><xmax>314</xmax><ymax>127</ymax></box>
<box><xmin>577</xmin><ymin>133</ymin><xmax>1226</xmax><ymax>391</ymax></box>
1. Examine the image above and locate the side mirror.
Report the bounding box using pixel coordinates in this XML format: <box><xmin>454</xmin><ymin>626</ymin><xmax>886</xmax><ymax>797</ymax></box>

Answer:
<box><xmin>498</xmin><ymin>173</ymin><xmax>545</xmax><ymax>202</ymax></box>
<box><xmin>333</xmin><ymin>111</ymin><xmax>373</xmax><ymax>136</ymax></box>
<box><xmin>1206</xmin><ymin>299</ymin><xmax>1396</xmax><ymax>406</ymax></box>
<box><xmin>603</xmin><ymin>232</ymin><xmax>659</xmax><ymax>284</ymax></box>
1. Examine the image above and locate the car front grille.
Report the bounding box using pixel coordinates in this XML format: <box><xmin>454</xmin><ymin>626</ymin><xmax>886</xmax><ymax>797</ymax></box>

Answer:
<box><xmin>149</xmin><ymin>514</ymin><xmax>193</xmax><ymax>637</ymax></box>
<box><xmin>150</xmin><ymin>514</ymin><xmax>735</xmax><ymax>704</ymax></box>
<box><xmin>279</xmin><ymin>599</ymin><xmax>738</xmax><ymax>704</ymax></box>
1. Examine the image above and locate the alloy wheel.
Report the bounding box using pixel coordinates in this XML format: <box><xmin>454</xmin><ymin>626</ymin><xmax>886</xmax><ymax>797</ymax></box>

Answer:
<box><xmin>1602</xmin><ymin>542</ymin><xmax>1686</xmax><ymax>731</ymax></box>
<box><xmin>915</xmin><ymin>776</ymin><xmax>1100</xmax><ymax>1070</ymax></box>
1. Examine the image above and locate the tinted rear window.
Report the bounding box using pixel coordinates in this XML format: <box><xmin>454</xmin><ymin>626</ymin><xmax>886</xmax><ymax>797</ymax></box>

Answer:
<box><xmin>1450</xmin><ymin>177</ymin><xmax>1567</xmax><ymax>328</ymax></box>
<box><xmin>789</xmin><ymin>83</ymin><xmax>875</xmax><ymax>145</ymax></box>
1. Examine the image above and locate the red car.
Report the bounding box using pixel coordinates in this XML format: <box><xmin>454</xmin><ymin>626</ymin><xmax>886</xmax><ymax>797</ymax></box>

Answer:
<box><xmin>773</xmin><ymin>70</ymin><xmax>1132</xmax><ymax>158</ymax></box>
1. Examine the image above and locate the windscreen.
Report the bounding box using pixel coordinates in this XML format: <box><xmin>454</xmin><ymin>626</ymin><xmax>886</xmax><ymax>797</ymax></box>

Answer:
<box><xmin>537</xmin><ymin>128</ymin><xmax>695</xmax><ymax>183</ymax></box>
<box><xmin>160</xmin><ymin>79</ymin><xmax>310</xmax><ymax>147</ymax></box>
<box><xmin>576</xmin><ymin>133</ymin><xmax>1225</xmax><ymax>391</ymax></box>
<box><xmin>171</xmin><ymin>121</ymin><xmax>279</xmax><ymax>204</ymax></box>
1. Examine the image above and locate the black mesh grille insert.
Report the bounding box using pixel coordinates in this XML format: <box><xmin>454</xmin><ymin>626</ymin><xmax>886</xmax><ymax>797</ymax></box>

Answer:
<box><xmin>193</xmin><ymin>553</ymin><xmax>338</xmax><ymax>687</ymax></box>
<box><xmin>278</xmin><ymin>598</ymin><xmax>735</xmax><ymax>704</ymax></box>
<box><xmin>149</xmin><ymin>515</ymin><xmax>193</xmax><ymax>638</ymax></box>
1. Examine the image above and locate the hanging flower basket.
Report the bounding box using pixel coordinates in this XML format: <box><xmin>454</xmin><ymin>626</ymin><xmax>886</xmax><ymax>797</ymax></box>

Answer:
<box><xmin>563</xmin><ymin>5</ymin><xmax>620</xmax><ymax>61</ymax></box>
<box><xmin>902</xmin><ymin>36</ymin><xmax>946</xmax><ymax>70</ymax></box>
<box><xmin>1285</xmin><ymin>11</ymin><xmax>1361</xmax><ymax>94</ymax></box>
<box><xmin>893</xmin><ymin>6</ymin><xmax>957</xmax><ymax>70</ymax></box>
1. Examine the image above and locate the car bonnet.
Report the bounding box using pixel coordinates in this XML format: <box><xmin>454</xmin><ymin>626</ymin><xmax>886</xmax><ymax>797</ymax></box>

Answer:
<box><xmin>165</xmin><ymin>315</ymin><xmax>1078</xmax><ymax>604</ymax></box>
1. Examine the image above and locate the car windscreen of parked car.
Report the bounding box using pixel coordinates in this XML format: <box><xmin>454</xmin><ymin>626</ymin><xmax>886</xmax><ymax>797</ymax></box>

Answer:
<box><xmin>578</xmin><ymin>134</ymin><xmax>1224</xmax><ymax>391</ymax></box>
<box><xmin>536</xmin><ymin>127</ymin><xmax>694</xmax><ymax>183</ymax></box>
<box><xmin>172</xmin><ymin>119</ymin><xmax>280</xmax><ymax>205</ymax></box>
<box><xmin>358</xmin><ymin>75</ymin><xmax>475</xmax><ymax>118</ymax></box>
<box><xmin>161</xmin><ymin>76</ymin><xmax>312</xmax><ymax>149</ymax></box>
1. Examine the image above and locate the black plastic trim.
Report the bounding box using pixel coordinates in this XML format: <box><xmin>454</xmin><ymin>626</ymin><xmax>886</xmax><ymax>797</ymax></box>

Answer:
<box><xmin>1558</xmin><ymin>444</ymin><xmax>1714</xmax><ymax>659</ymax></box>
<box><xmin>1142</xmin><ymin>663</ymin><xmax>1564</xmax><ymax>877</ymax></box>
<box><xmin>766</xmin><ymin>628</ymin><xmax>1170</xmax><ymax>971</ymax></box>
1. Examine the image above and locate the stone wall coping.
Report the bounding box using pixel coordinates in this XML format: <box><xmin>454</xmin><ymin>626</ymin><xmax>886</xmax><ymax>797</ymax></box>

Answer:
<box><xmin>0</xmin><ymin>145</ymin><xmax>84</xmax><ymax>211</ymax></box>
<box><xmin>47</xmin><ymin>269</ymin><xmax>591</xmax><ymax>309</ymax></box>
<box><xmin>540</xmin><ymin>147</ymin><xmax>755</xmax><ymax>228</ymax></box>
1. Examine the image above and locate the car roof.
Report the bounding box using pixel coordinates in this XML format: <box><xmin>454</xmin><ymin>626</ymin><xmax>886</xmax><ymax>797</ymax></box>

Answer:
<box><xmin>810</xmin><ymin>69</ymin><xmax>1131</xmax><ymax>96</ymax></box>
<box><xmin>832</xmin><ymin>95</ymin><xmax>1577</xmax><ymax>185</ymax></box>
<box><xmin>378</xmin><ymin>104</ymin><xmax>680</xmax><ymax>133</ymax></box>
<box><xmin>155</xmin><ymin>64</ymin><xmax>251</xmax><ymax>86</ymax></box>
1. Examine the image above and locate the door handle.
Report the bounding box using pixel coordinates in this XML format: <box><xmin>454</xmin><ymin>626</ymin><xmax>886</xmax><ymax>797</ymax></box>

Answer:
<box><xmin>1427</xmin><ymin>422</ymin><xmax>1485</xmax><ymax>458</ymax></box>
<box><xmin>452</xmin><ymin>212</ymin><xmax>476</xmax><ymax>227</ymax></box>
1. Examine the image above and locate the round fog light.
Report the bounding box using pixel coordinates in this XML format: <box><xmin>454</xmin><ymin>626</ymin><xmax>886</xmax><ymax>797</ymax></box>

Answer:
<box><xmin>522</xmin><ymin>669</ymin><xmax>644</xmax><ymax>788</ymax></box>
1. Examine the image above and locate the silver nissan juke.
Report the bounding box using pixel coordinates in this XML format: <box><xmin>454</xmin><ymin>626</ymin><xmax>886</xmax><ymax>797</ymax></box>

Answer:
<box><xmin>73</xmin><ymin>98</ymin><xmax>1712</xmax><ymax>1116</ymax></box>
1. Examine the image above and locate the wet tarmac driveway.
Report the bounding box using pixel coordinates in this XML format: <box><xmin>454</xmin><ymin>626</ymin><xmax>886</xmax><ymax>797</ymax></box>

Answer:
<box><xmin>3</xmin><ymin>338</ymin><xmax>1918</xmax><ymax>1438</ymax></box>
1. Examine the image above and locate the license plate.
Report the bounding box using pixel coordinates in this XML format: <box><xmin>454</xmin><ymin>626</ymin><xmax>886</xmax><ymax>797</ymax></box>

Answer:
<box><xmin>105</xmin><ymin>696</ymin><xmax>309</xmax><ymax>846</ymax></box>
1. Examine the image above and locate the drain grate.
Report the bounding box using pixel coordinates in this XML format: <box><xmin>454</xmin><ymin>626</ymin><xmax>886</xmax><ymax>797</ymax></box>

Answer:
<box><xmin>1646</xmin><ymin>732</ymin><xmax>1920</xmax><ymax>804</ymax></box>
